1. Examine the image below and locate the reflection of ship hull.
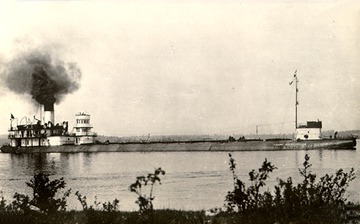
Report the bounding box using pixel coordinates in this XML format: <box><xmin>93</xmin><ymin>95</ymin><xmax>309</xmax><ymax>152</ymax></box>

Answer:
<box><xmin>1</xmin><ymin>138</ymin><xmax>356</xmax><ymax>153</ymax></box>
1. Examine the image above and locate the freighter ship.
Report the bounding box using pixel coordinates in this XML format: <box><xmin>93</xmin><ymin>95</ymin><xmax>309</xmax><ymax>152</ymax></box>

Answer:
<box><xmin>0</xmin><ymin>71</ymin><xmax>356</xmax><ymax>153</ymax></box>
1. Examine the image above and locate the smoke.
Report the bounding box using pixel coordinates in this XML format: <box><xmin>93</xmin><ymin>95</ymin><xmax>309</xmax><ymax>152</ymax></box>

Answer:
<box><xmin>2</xmin><ymin>50</ymin><xmax>81</xmax><ymax>106</ymax></box>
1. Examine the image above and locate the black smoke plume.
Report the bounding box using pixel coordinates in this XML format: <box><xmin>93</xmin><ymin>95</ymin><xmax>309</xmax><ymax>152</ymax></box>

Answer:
<box><xmin>2</xmin><ymin>50</ymin><xmax>81</xmax><ymax>106</ymax></box>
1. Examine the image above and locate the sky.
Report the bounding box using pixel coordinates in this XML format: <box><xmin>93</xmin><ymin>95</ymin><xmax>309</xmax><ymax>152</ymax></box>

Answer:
<box><xmin>0</xmin><ymin>0</ymin><xmax>359</xmax><ymax>137</ymax></box>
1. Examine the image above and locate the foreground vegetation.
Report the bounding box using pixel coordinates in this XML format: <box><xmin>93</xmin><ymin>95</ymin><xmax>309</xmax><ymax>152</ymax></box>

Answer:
<box><xmin>0</xmin><ymin>154</ymin><xmax>359</xmax><ymax>224</ymax></box>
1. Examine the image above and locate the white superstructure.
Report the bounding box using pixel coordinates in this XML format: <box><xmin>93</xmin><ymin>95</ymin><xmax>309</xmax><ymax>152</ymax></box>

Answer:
<box><xmin>7</xmin><ymin>106</ymin><xmax>97</xmax><ymax>148</ymax></box>
<box><xmin>73</xmin><ymin>112</ymin><xmax>97</xmax><ymax>145</ymax></box>
<box><xmin>296</xmin><ymin>121</ymin><xmax>322</xmax><ymax>140</ymax></box>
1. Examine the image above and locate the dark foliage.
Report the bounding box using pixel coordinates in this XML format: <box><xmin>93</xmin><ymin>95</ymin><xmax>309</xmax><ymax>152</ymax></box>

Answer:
<box><xmin>225</xmin><ymin>153</ymin><xmax>356</xmax><ymax>223</ymax></box>
<box><xmin>75</xmin><ymin>191</ymin><xmax>120</xmax><ymax>224</ymax></box>
<box><xmin>26</xmin><ymin>172</ymin><xmax>71</xmax><ymax>214</ymax></box>
<box><xmin>0</xmin><ymin>173</ymin><xmax>71</xmax><ymax>224</ymax></box>
<box><xmin>129</xmin><ymin>167</ymin><xmax>165</xmax><ymax>224</ymax></box>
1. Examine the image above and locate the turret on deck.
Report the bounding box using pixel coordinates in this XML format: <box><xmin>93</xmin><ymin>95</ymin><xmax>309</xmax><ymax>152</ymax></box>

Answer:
<box><xmin>74</xmin><ymin>112</ymin><xmax>97</xmax><ymax>145</ymax></box>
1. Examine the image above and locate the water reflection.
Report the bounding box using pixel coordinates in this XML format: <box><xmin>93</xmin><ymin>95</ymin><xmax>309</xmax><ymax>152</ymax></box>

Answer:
<box><xmin>318</xmin><ymin>149</ymin><xmax>323</xmax><ymax>163</ymax></box>
<box><xmin>9</xmin><ymin>154</ymin><xmax>46</xmax><ymax>176</ymax></box>
<box><xmin>83</xmin><ymin>153</ymin><xmax>93</xmax><ymax>169</ymax></box>
<box><xmin>1</xmin><ymin>149</ymin><xmax>359</xmax><ymax>211</ymax></box>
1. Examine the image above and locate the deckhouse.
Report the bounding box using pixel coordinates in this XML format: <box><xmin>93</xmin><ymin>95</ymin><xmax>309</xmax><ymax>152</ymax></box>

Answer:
<box><xmin>296</xmin><ymin>120</ymin><xmax>322</xmax><ymax>140</ymax></box>
<box><xmin>8</xmin><ymin>106</ymin><xmax>96</xmax><ymax>147</ymax></box>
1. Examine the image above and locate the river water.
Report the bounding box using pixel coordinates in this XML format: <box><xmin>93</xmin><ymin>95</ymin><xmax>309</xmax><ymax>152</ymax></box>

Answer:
<box><xmin>0</xmin><ymin>142</ymin><xmax>359</xmax><ymax>211</ymax></box>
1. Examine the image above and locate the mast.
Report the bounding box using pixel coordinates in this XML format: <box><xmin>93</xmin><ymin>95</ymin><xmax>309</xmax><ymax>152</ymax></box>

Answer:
<box><xmin>294</xmin><ymin>70</ymin><xmax>298</xmax><ymax>130</ymax></box>
<box><xmin>289</xmin><ymin>70</ymin><xmax>298</xmax><ymax>131</ymax></box>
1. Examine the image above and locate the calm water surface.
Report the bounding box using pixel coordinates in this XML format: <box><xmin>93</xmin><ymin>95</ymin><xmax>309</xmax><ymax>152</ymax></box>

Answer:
<box><xmin>0</xmin><ymin>143</ymin><xmax>359</xmax><ymax>211</ymax></box>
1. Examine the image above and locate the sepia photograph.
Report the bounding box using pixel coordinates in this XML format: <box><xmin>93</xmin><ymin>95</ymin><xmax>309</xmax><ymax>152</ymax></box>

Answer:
<box><xmin>0</xmin><ymin>0</ymin><xmax>359</xmax><ymax>223</ymax></box>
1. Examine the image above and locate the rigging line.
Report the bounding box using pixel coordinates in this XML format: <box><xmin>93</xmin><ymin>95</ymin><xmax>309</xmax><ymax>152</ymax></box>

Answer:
<box><xmin>219</xmin><ymin>127</ymin><xmax>252</xmax><ymax>135</ymax></box>
<box><xmin>255</xmin><ymin>121</ymin><xmax>294</xmax><ymax>126</ymax></box>
<box><xmin>312</xmin><ymin>98</ymin><xmax>348</xmax><ymax>131</ymax></box>
<box><xmin>34</xmin><ymin>103</ymin><xmax>41</xmax><ymax>121</ymax></box>
<box><xmin>220</xmin><ymin>121</ymin><xmax>294</xmax><ymax>135</ymax></box>
<box><xmin>253</xmin><ymin>122</ymin><xmax>294</xmax><ymax>135</ymax></box>
<box><xmin>214</xmin><ymin>124</ymin><xmax>260</xmax><ymax>133</ymax></box>
<box><xmin>224</xmin><ymin>121</ymin><xmax>294</xmax><ymax>131</ymax></box>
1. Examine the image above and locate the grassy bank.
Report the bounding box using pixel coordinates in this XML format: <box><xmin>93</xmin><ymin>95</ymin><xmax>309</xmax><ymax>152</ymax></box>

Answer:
<box><xmin>1</xmin><ymin>206</ymin><xmax>360</xmax><ymax>224</ymax></box>
<box><xmin>0</xmin><ymin>210</ymin><xmax>206</xmax><ymax>224</ymax></box>
<box><xmin>1</xmin><ymin>154</ymin><xmax>359</xmax><ymax>224</ymax></box>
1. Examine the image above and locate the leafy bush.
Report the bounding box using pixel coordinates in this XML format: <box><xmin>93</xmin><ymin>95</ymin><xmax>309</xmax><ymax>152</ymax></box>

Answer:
<box><xmin>75</xmin><ymin>191</ymin><xmax>120</xmax><ymax>224</ymax></box>
<box><xmin>226</xmin><ymin>153</ymin><xmax>277</xmax><ymax>212</ymax></box>
<box><xmin>225</xmin><ymin>153</ymin><xmax>356</xmax><ymax>223</ymax></box>
<box><xmin>0</xmin><ymin>193</ymin><xmax>12</xmax><ymax>213</ymax></box>
<box><xmin>75</xmin><ymin>191</ymin><xmax>119</xmax><ymax>212</ymax></box>
<box><xmin>26</xmin><ymin>172</ymin><xmax>71</xmax><ymax>214</ymax></box>
<box><xmin>129</xmin><ymin>167</ymin><xmax>165</xmax><ymax>223</ymax></box>
<box><xmin>3</xmin><ymin>173</ymin><xmax>71</xmax><ymax>216</ymax></box>
<box><xmin>0</xmin><ymin>173</ymin><xmax>72</xmax><ymax>224</ymax></box>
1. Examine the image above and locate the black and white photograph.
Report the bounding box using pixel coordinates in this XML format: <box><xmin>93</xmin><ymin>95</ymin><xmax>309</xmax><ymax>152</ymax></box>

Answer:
<box><xmin>0</xmin><ymin>0</ymin><xmax>359</xmax><ymax>223</ymax></box>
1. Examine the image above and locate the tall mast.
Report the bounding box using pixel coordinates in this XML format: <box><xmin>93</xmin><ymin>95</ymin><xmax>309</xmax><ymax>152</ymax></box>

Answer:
<box><xmin>294</xmin><ymin>70</ymin><xmax>298</xmax><ymax>130</ymax></box>
<box><xmin>289</xmin><ymin>70</ymin><xmax>298</xmax><ymax>131</ymax></box>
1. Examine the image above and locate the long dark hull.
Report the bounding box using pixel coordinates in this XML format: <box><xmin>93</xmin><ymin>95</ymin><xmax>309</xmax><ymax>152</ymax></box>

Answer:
<box><xmin>0</xmin><ymin>138</ymin><xmax>356</xmax><ymax>153</ymax></box>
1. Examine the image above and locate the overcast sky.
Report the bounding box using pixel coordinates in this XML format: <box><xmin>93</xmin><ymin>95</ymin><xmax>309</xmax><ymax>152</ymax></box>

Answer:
<box><xmin>0</xmin><ymin>0</ymin><xmax>359</xmax><ymax>137</ymax></box>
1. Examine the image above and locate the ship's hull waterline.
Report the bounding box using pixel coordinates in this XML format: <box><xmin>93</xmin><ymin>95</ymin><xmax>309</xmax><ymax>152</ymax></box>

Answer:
<box><xmin>0</xmin><ymin>138</ymin><xmax>356</xmax><ymax>153</ymax></box>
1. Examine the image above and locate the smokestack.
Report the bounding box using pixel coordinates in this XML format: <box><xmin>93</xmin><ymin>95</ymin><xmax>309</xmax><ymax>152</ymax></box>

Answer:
<box><xmin>44</xmin><ymin>103</ymin><xmax>54</xmax><ymax>124</ymax></box>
